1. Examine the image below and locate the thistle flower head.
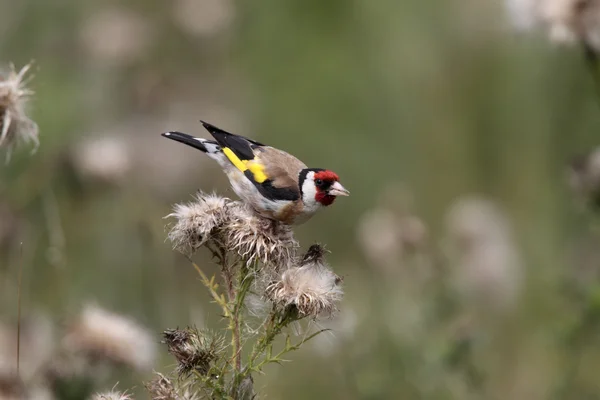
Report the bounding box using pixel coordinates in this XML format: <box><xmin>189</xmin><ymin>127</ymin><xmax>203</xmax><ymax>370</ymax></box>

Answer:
<box><xmin>162</xmin><ymin>327</ymin><xmax>225</xmax><ymax>377</ymax></box>
<box><xmin>145</xmin><ymin>373</ymin><xmax>178</xmax><ymax>400</ymax></box>
<box><xmin>0</xmin><ymin>63</ymin><xmax>38</xmax><ymax>158</ymax></box>
<box><xmin>166</xmin><ymin>193</ymin><xmax>298</xmax><ymax>268</ymax></box>
<box><xmin>166</xmin><ymin>193</ymin><xmax>232</xmax><ymax>254</ymax></box>
<box><xmin>266</xmin><ymin>244</ymin><xmax>343</xmax><ymax>318</ymax></box>
<box><xmin>145</xmin><ymin>372</ymin><xmax>200</xmax><ymax>400</ymax></box>
<box><xmin>62</xmin><ymin>304</ymin><xmax>156</xmax><ymax>371</ymax></box>
<box><xmin>224</xmin><ymin>203</ymin><xmax>297</xmax><ymax>267</ymax></box>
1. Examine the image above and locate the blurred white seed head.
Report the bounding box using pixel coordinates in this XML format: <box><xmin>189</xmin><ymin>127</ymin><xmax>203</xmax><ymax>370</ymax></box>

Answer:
<box><xmin>28</xmin><ymin>385</ymin><xmax>55</xmax><ymax>400</ymax></box>
<box><xmin>80</xmin><ymin>7</ymin><xmax>151</xmax><ymax>66</ymax></box>
<box><xmin>166</xmin><ymin>193</ymin><xmax>298</xmax><ymax>267</ymax></box>
<box><xmin>356</xmin><ymin>184</ymin><xmax>428</xmax><ymax>274</ymax></box>
<box><xmin>0</xmin><ymin>63</ymin><xmax>38</xmax><ymax>159</ymax></box>
<box><xmin>445</xmin><ymin>196</ymin><xmax>523</xmax><ymax>312</ymax></box>
<box><xmin>357</xmin><ymin>208</ymin><xmax>427</xmax><ymax>269</ymax></box>
<box><xmin>357</xmin><ymin>208</ymin><xmax>403</xmax><ymax>266</ymax></box>
<box><xmin>91</xmin><ymin>390</ymin><xmax>133</xmax><ymax>400</ymax></box>
<box><xmin>311</xmin><ymin>306</ymin><xmax>358</xmax><ymax>356</ymax></box>
<box><xmin>173</xmin><ymin>0</ymin><xmax>235</xmax><ymax>37</ymax></box>
<box><xmin>506</xmin><ymin>0</ymin><xmax>600</xmax><ymax>50</ymax></box>
<box><xmin>63</xmin><ymin>304</ymin><xmax>156</xmax><ymax>371</ymax></box>
<box><xmin>506</xmin><ymin>0</ymin><xmax>541</xmax><ymax>31</ymax></box>
<box><xmin>71</xmin><ymin>136</ymin><xmax>131</xmax><ymax>185</ymax></box>
<box><xmin>266</xmin><ymin>245</ymin><xmax>343</xmax><ymax>318</ymax></box>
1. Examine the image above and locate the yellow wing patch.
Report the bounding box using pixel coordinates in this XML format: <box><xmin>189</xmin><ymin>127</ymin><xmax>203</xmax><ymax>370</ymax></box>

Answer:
<box><xmin>222</xmin><ymin>147</ymin><xmax>268</xmax><ymax>183</ymax></box>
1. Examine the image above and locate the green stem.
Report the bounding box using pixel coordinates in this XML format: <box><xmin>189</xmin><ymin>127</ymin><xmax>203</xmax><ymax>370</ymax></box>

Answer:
<box><xmin>553</xmin><ymin>296</ymin><xmax>600</xmax><ymax>398</ymax></box>
<box><xmin>189</xmin><ymin>259</ymin><xmax>231</xmax><ymax>317</ymax></box>
<box><xmin>247</xmin><ymin>308</ymin><xmax>299</xmax><ymax>370</ymax></box>
<box><xmin>582</xmin><ymin>42</ymin><xmax>600</xmax><ymax>113</ymax></box>
<box><xmin>230</xmin><ymin>261</ymin><xmax>256</xmax><ymax>396</ymax></box>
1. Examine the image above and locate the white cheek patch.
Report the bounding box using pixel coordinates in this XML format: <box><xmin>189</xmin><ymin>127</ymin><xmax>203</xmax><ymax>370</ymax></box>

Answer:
<box><xmin>301</xmin><ymin>171</ymin><xmax>320</xmax><ymax>213</ymax></box>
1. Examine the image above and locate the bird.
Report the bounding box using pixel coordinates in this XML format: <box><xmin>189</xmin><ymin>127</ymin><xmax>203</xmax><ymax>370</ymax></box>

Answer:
<box><xmin>161</xmin><ymin>121</ymin><xmax>349</xmax><ymax>225</ymax></box>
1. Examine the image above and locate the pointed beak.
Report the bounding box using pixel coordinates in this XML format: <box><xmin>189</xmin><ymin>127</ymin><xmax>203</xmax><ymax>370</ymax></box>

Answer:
<box><xmin>328</xmin><ymin>181</ymin><xmax>350</xmax><ymax>197</ymax></box>
<box><xmin>161</xmin><ymin>131</ymin><xmax>205</xmax><ymax>152</ymax></box>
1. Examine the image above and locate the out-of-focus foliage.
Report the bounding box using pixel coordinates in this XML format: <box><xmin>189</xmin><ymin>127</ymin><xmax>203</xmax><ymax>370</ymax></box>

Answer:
<box><xmin>1</xmin><ymin>0</ymin><xmax>600</xmax><ymax>398</ymax></box>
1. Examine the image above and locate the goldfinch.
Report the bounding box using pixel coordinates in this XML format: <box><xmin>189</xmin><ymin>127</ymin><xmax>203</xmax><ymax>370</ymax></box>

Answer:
<box><xmin>162</xmin><ymin>121</ymin><xmax>349</xmax><ymax>225</ymax></box>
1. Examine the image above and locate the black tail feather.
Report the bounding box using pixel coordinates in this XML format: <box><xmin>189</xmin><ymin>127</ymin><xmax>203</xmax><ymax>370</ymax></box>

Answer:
<box><xmin>199</xmin><ymin>120</ymin><xmax>265</xmax><ymax>161</ymax></box>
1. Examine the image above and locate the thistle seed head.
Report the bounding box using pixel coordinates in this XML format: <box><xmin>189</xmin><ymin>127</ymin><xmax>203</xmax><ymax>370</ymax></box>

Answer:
<box><xmin>166</xmin><ymin>194</ymin><xmax>298</xmax><ymax>268</ymax></box>
<box><xmin>162</xmin><ymin>327</ymin><xmax>225</xmax><ymax>377</ymax></box>
<box><xmin>224</xmin><ymin>203</ymin><xmax>298</xmax><ymax>268</ymax></box>
<box><xmin>266</xmin><ymin>244</ymin><xmax>343</xmax><ymax>318</ymax></box>
<box><xmin>91</xmin><ymin>390</ymin><xmax>133</xmax><ymax>400</ymax></box>
<box><xmin>166</xmin><ymin>193</ymin><xmax>231</xmax><ymax>254</ymax></box>
<box><xmin>145</xmin><ymin>372</ymin><xmax>200</xmax><ymax>400</ymax></box>
<box><xmin>146</xmin><ymin>373</ymin><xmax>177</xmax><ymax>400</ymax></box>
<box><xmin>0</xmin><ymin>63</ymin><xmax>38</xmax><ymax>159</ymax></box>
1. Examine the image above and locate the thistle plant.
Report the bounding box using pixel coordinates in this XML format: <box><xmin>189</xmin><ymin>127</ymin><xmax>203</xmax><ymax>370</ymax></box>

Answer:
<box><xmin>161</xmin><ymin>192</ymin><xmax>344</xmax><ymax>399</ymax></box>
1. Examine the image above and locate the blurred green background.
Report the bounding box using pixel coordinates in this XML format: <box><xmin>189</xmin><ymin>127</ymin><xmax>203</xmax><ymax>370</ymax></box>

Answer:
<box><xmin>1</xmin><ymin>0</ymin><xmax>600</xmax><ymax>398</ymax></box>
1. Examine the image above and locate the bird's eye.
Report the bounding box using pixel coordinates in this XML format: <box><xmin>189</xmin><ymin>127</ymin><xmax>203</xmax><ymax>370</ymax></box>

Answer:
<box><xmin>315</xmin><ymin>179</ymin><xmax>323</xmax><ymax>185</ymax></box>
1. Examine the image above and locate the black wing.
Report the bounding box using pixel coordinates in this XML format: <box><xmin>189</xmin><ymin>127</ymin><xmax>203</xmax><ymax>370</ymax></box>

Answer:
<box><xmin>200</xmin><ymin>120</ymin><xmax>265</xmax><ymax>161</ymax></box>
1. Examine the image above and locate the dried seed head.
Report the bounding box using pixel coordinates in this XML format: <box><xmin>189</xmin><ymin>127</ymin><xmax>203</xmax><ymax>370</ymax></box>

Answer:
<box><xmin>224</xmin><ymin>203</ymin><xmax>298</xmax><ymax>268</ymax></box>
<box><xmin>62</xmin><ymin>304</ymin><xmax>156</xmax><ymax>371</ymax></box>
<box><xmin>145</xmin><ymin>372</ymin><xmax>200</xmax><ymax>400</ymax></box>
<box><xmin>0</xmin><ymin>63</ymin><xmax>38</xmax><ymax>159</ymax></box>
<box><xmin>166</xmin><ymin>194</ymin><xmax>298</xmax><ymax>268</ymax></box>
<box><xmin>266</xmin><ymin>244</ymin><xmax>343</xmax><ymax>318</ymax></box>
<box><xmin>91</xmin><ymin>390</ymin><xmax>133</xmax><ymax>400</ymax></box>
<box><xmin>166</xmin><ymin>193</ymin><xmax>231</xmax><ymax>254</ymax></box>
<box><xmin>145</xmin><ymin>373</ymin><xmax>177</xmax><ymax>400</ymax></box>
<box><xmin>162</xmin><ymin>327</ymin><xmax>225</xmax><ymax>377</ymax></box>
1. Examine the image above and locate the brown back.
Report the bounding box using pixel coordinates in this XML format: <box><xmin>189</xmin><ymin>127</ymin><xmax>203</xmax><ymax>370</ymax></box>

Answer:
<box><xmin>257</xmin><ymin>146</ymin><xmax>307</xmax><ymax>191</ymax></box>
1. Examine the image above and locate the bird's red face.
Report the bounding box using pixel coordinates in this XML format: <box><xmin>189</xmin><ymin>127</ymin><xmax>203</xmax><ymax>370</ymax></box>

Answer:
<box><xmin>312</xmin><ymin>170</ymin><xmax>349</xmax><ymax>206</ymax></box>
